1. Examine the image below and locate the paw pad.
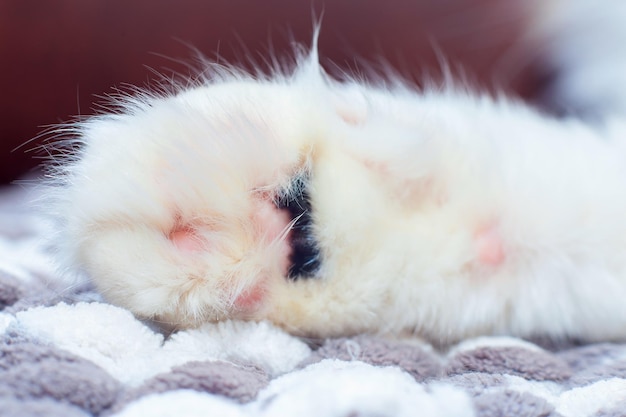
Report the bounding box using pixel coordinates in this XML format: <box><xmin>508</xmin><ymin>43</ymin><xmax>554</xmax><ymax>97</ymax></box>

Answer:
<box><xmin>474</xmin><ymin>225</ymin><xmax>505</xmax><ymax>267</ymax></box>
<box><xmin>169</xmin><ymin>226</ymin><xmax>205</xmax><ymax>253</ymax></box>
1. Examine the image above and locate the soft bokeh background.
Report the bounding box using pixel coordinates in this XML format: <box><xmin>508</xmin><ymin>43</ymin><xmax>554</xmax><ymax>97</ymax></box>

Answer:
<box><xmin>0</xmin><ymin>0</ymin><xmax>546</xmax><ymax>184</ymax></box>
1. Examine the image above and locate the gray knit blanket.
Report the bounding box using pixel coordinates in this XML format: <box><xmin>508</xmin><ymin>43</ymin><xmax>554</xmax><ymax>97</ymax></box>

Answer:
<box><xmin>2</xmin><ymin>184</ymin><xmax>626</xmax><ymax>417</ymax></box>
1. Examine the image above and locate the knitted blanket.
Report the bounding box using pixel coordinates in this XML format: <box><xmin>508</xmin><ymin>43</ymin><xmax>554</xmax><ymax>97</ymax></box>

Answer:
<box><xmin>2</xmin><ymin>184</ymin><xmax>626</xmax><ymax>417</ymax></box>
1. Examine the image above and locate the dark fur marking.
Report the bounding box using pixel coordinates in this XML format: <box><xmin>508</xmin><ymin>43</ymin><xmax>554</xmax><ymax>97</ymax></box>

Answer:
<box><xmin>276</xmin><ymin>175</ymin><xmax>321</xmax><ymax>280</ymax></box>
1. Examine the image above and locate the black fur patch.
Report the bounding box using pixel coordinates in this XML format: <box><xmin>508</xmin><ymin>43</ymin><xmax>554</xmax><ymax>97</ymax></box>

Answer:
<box><xmin>275</xmin><ymin>175</ymin><xmax>321</xmax><ymax>280</ymax></box>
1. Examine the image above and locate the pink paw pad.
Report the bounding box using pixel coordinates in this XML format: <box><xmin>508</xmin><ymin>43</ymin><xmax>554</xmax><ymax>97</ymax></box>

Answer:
<box><xmin>169</xmin><ymin>226</ymin><xmax>205</xmax><ymax>253</ymax></box>
<box><xmin>474</xmin><ymin>225</ymin><xmax>505</xmax><ymax>266</ymax></box>
<box><xmin>233</xmin><ymin>279</ymin><xmax>267</xmax><ymax>311</ymax></box>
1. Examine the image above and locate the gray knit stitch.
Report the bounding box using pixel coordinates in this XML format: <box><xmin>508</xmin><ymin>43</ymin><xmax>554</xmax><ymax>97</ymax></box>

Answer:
<box><xmin>300</xmin><ymin>335</ymin><xmax>441</xmax><ymax>381</ymax></box>
<box><xmin>0</xmin><ymin>341</ymin><xmax>120</xmax><ymax>414</ymax></box>
<box><xmin>111</xmin><ymin>360</ymin><xmax>268</xmax><ymax>414</ymax></box>
<box><xmin>447</xmin><ymin>347</ymin><xmax>572</xmax><ymax>381</ymax></box>
<box><xmin>474</xmin><ymin>390</ymin><xmax>561</xmax><ymax>417</ymax></box>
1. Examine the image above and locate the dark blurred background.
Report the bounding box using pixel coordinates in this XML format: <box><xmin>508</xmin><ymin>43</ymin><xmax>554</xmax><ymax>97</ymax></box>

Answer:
<box><xmin>0</xmin><ymin>0</ymin><xmax>546</xmax><ymax>184</ymax></box>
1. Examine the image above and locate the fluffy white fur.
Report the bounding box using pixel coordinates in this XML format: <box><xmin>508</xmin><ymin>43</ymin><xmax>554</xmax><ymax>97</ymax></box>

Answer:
<box><xmin>49</xmin><ymin>2</ymin><xmax>626</xmax><ymax>345</ymax></box>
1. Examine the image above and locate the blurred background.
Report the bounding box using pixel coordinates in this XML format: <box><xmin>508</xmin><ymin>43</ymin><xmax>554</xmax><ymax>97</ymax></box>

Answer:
<box><xmin>0</xmin><ymin>0</ymin><xmax>547</xmax><ymax>184</ymax></box>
